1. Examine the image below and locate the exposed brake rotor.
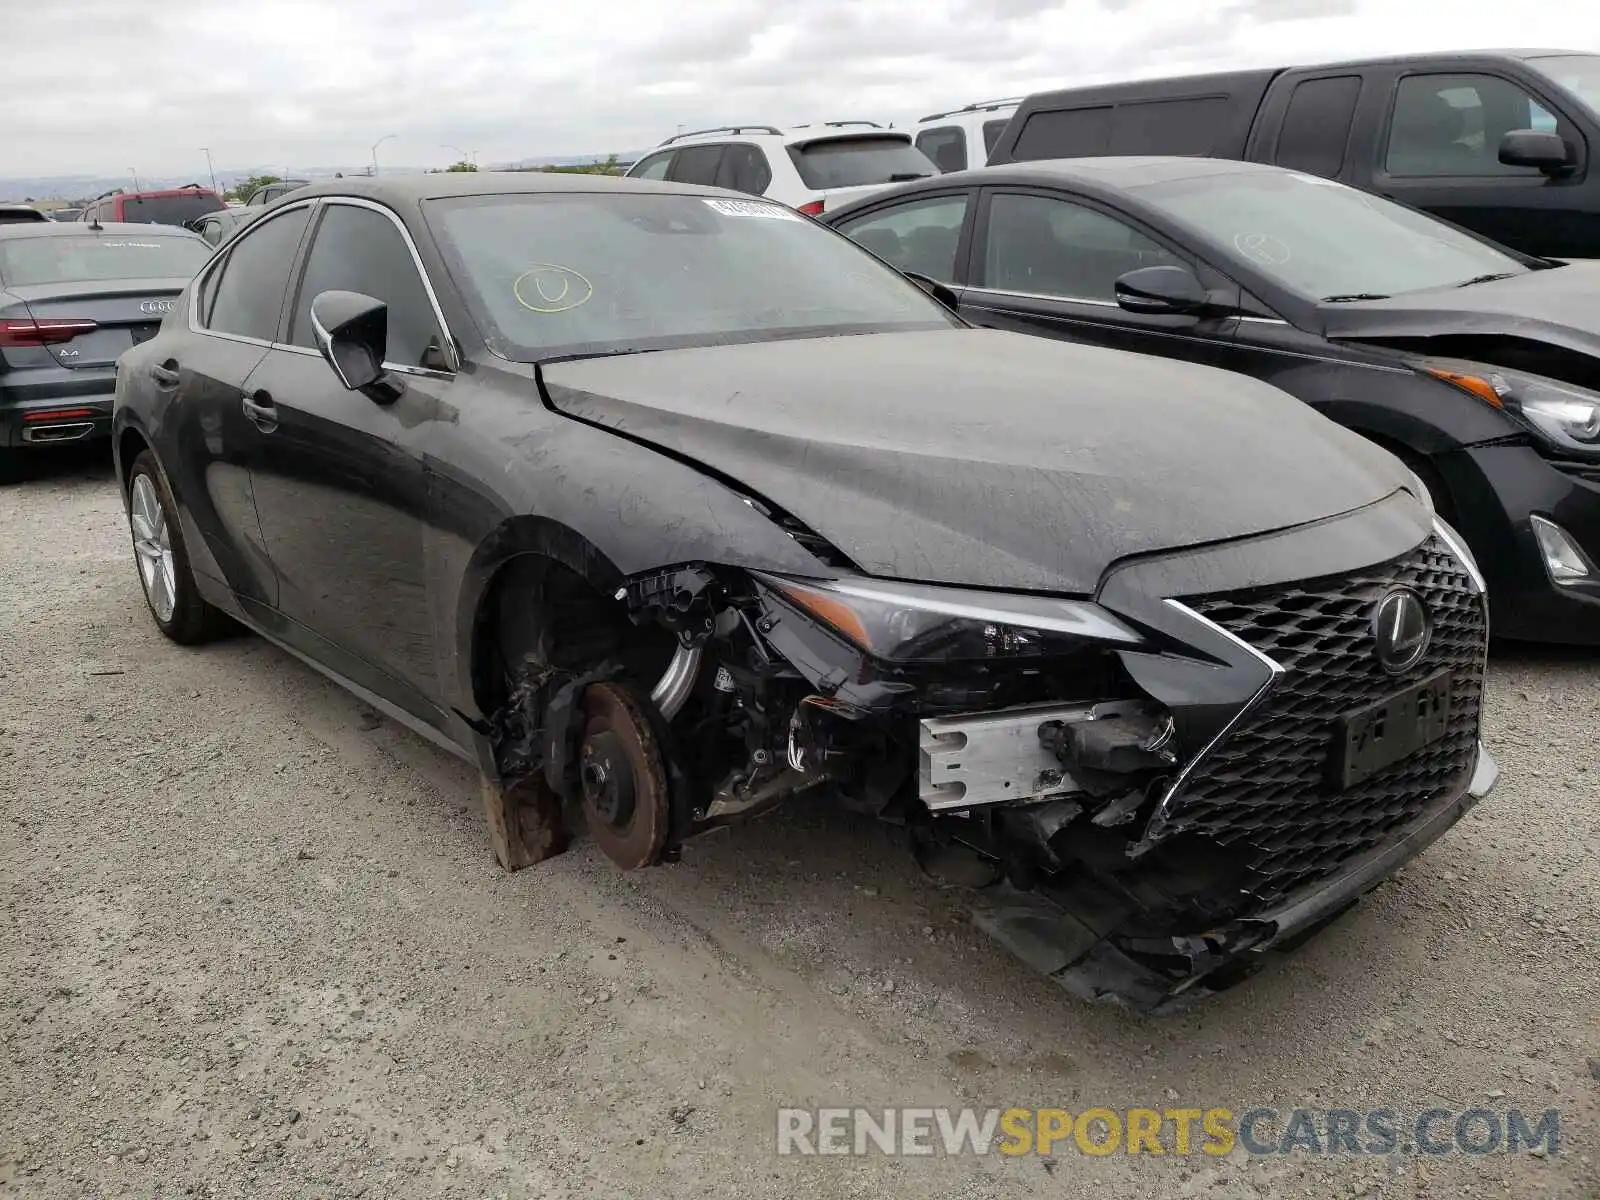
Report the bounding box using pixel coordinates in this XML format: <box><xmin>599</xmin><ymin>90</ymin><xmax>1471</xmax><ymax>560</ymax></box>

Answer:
<box><xmin>577</xmin><ymin>680</ymin><xmax>670</xmax><ymax>870</ymax></box>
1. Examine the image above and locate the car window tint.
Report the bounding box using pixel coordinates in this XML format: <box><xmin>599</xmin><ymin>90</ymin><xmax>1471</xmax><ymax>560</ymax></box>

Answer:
<box><xmin>670</xmin><ymin>145</ymin><xmax>725</xmax><ymax>186</ymax></box>
<box><xmin>715</xmin><ymin>145</ymin><xmax>772</xmax><ymax>195</ymax></box>
<box><xmin>1386</xmin><ymin>73</ymin><xmax>1559</xmax><ymax>176</ymax></box>
<box><xmin>836</xmin><ymin>194</ymin><xmax>970</xmax><ymax>282</ymax></box>
<box><xmin>915</xmin><ymin>126</ymin><xmax>967</xmax><ymax>172</ymax></box>
<box><xmin>630</xmin><ymin>150</ymin><xmax>675</xmax><ymax>180</ymax></box>
<box><xmin>1273</xmin><ymin>76</ymin><xmax>1361</xmax><ymax>177</ymax></box>
<box><xmin>289</xmin><ymin>203</ymin><xmax>444</xmax><ymax>369</ymax></box>
<box><xmin>981</xmin><ymin>119</ymin><xmax>1010</xmax><ymax>159</ymax></box>
<box><xmin>1109</xmin><ymin>97</ymin><xmax>1228</xmax><ymax>154</ymax></box>
<box><xmin>981</xmin><ymin>192</ymin><xmax>1183</xmax><ymax>301</ymax></box>
<box><xmin>1013</xmin><ymin>106</ymin><xmax>1112</xmax><ymax>159</ymax></box>
<box><xmin>203</xmin><ymin>207</ymin><xmax>311</xmax><ymax>340</ymax></box>
<box><xmin>788</xmin><ymin>136</ymin><xmax>936</xmax><ymax>189</ymax></box>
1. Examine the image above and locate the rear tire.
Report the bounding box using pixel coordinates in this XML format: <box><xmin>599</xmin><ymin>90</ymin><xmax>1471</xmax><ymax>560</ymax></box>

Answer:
<box><xmin>126</xmin><ymin>450</ymin><xmax>230</xmax><ymax>644</ymax></box>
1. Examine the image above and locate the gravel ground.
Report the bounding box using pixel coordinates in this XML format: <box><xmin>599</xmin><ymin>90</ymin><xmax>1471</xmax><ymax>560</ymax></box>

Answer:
<box><xmin>2</xmin><ymin>448</ymin><xmax>1597</xmax><ymax>1200</ymax></box>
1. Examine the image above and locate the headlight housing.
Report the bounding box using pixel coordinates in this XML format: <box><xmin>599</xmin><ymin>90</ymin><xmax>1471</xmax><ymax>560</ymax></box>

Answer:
<box><xmin>1424</xmin><ymin>360</ymin><xmax>1600</xmax><ymax>454</ymax></box>
<box><xmin>758</xmin><ymin>573</ymin><xmax>1141</xmax><ymax>662</ymax></box>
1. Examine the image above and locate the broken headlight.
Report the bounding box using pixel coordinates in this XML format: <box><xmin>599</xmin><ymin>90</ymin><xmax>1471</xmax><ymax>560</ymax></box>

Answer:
<box><xmin>760</xmin><ymin>574</ymin><xmax>1141</xmax><ymax>663</ymax></box>
<box><xmin>1426</xmin><ymin>362</ymin><xmax>1600</xmax><ymax>453</ymax></box>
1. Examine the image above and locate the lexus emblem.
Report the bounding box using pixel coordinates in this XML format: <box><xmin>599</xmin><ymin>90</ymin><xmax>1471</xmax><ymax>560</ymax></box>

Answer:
<box><xmin>1372</xmin><ymin>588</ymin><xmax>1431</xmax><ymax>674</ymax></box>
<box><xmin>140</xmin><ymin>299</ymin><xmax>176</xmax><ymax>315</ymax></box>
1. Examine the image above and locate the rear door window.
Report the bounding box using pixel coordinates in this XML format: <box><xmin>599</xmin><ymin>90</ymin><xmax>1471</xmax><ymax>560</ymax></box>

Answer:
<box><xmin>629</xmin><ymin>150</ymin><xmax>676</xmax><ymax>180</ymax></box>
<box><xmin>288</xmin><ymin>203</ymin><xmax>446</xmax><ymax>369</ymax></box>
<box><xmin>669</xmin><ymin>145</ymin><xmax>726</xmax><ymax>187</ymax></box>
<box><xmin>1273</xmin><ymin>76</ymin><xmax>1361</xmax><ymax>177</ymax></box>
<box><xmin>916</xmin><ymin>126</ymin><xmax>968</xmax><ymax>173</ymax></box>
<box><xmin>788</xmin><ymin>136</ymin><xmax>936</xmax><ymax>189</ymax></box>
<box><xmin>715</xmin><ymin>145</ymin><xmax>773</xmax><ymax>195</ymax></box>
<box><xmin>1109</xmin><ymin>97</ymin><xmax>1229</xmax><ymax>154</ymax></box>
<box><xmin>981</xmin><ymin>119</ymin><xmax>1010</xmax><ymax>159</ymax></box>
<box><xmin>1385</xmin><ymin>73</ymin><xmax>1562</xmax><ymax>176</ymax></box>
<box><xmin>203</xmin><ymin>207</ymin><xmax>312</xmax><ymax>340</ymax></box>
<box><xmin>117</xmin><ymin>192</ymin><xmax>226</xmax><ymax>227</ymax></box>
<box><xmin>1012</xmin><ymin>106</ymin><xmax>1112</xmax><ymax>159</ymax></box>
<box><xmin>834</xmin><ymin>193</ymin><xmax>973</xmax><ymax>282</ymax></box>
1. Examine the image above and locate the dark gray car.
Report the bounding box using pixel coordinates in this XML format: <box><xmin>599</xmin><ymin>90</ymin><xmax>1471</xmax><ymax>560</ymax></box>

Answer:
<box><xmin>1</xmin><ymin>222</ymin><xmax>211</xmax><ymax>478</ymax></box>
<box><xmin>111</xmin><ymin>173</ymin><xmax>1496</xmax><ymax>1010</ymax></box>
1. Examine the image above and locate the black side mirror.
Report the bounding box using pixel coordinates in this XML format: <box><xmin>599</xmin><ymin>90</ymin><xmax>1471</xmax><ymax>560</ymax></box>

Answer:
<box><xmin>310</xmin><ymin>290</ymin><xmax>389</xmax><ymax>394</ymax></box>
<box><xmin>1498</xmin><ymin>129</ymin><xmax>1573</xmax><ymax>175</ymax></box>
<box><xmin>902</xmin><ymin>270</ymin><xmax>961</xmax><ymax>314</ymax></box>
<box><xmin>1114</xmin><ymin>265</ymin><xmax>1209</xmax><ymax>316</ymax></box>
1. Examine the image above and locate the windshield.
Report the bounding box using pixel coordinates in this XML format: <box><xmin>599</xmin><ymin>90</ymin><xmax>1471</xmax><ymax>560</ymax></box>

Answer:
<box><xmin>119</xmin><ymin>193</ymin><xmax>225</xmax><ymax>227</ymax></box>
<box><xmin>1532</xmin><ymin>54</ymin><xmax>1600</xmax><ymax>119</ymax></box>
<box><xmin>787</xmin><ymin>136</ymin><xmax>937</xmax><ymax>190</ymax></box>
<box><xmin>426</xmin><ymin>192</ymin><xmax>957</xmax><ymax>361</ymax></box>
<box><xmin>1133</xmin><ymin>170</ymin><xmax>1528</xmax><ymax>300</ymax></box>
<box><xmin>0</xmin><ymin>233</ymin><xmax>211</xmax><ymax>286</ymax></box>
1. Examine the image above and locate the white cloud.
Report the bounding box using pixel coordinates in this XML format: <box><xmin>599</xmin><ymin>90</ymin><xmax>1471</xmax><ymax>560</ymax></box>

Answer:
<box><xmin>7</xmin><ymin>0</ymin><xmax>1600</xmax><ymax>178</ymax></box>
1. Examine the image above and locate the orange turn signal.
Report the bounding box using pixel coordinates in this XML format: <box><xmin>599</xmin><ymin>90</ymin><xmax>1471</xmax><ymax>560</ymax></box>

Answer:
<box><xmin>769</xmin><ymin>580</ymin><xmax>871</xmax><ymax>648</ymax></box>
<box><xmin>1426</xmin><ymin>368</ymin><xmax>1504</xmax><ymax>408</ymax></box>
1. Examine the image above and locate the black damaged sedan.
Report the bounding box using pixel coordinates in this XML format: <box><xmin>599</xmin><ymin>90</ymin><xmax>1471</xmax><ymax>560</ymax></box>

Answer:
<box><xmin>113</xmin><ymin>174</ymin><xmax>1497</xmax><ymax>1011</ymax></box>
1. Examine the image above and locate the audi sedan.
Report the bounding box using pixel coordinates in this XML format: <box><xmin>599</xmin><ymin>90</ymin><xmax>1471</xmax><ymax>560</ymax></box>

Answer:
<box><xmin>1</xmin><ymin>221</ymin><xmax>210</xmax><ymax>479</ymax></box>
<box><xmin>112</xmin><ymin>173</ymin><xmax>1496</xmax><ymax>1011</ymax></box>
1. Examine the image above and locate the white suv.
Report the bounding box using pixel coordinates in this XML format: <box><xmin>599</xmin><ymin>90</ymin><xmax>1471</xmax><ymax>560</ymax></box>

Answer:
<box><xmin>625</xmin><ymin>123</ymin><xmax>937</xmax><ymax>215</ymax></box>
<box><xmin>909</xmin><ymin>98</ymin><xmax>1021</xmax><ymax>172</ymax></box>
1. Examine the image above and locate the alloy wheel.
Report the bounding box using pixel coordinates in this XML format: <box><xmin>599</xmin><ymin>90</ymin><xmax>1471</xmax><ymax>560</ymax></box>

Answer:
<box><xmin>130</xmin><ymin>473</ymin><xmax>177</xmax><ymax>622</ymax></box>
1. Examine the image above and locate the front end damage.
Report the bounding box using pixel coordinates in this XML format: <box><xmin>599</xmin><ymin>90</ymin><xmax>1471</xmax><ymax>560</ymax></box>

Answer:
<box><xmin>484</xmin><ymin>515</ymin><xmax>1497</xmax><ymax>1013</ymax></box>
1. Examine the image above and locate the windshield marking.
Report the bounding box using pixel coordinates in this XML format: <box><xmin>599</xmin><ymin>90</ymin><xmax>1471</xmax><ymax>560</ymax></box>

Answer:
<box><xmin>1234</xmin><ymin>232</ymin><xmax>1292</xmax><ymax>265</ymax></box>
<box><xmin>514</xmin><ymin>264</ymin><xmax>594</xmax><ymax>314</ymax></box>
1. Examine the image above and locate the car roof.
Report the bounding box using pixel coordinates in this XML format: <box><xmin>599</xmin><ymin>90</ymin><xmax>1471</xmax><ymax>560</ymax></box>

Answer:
<box><xmin>288</xmin><ymin>171</ymin><xmax>777</xmax><ymax>205</ymax></box>
<box><xmin>0</xmin><ymin>220</ymin><xmax>209</xmax><ymax>241</ymax></box>
<box><xmin>916</xmin><ymin>97</ymin><xmax>1023</xmax><ymax>123</ymax></box>
<box><xmin>835</xmin><ymin>155</ymin><xmax>1283</xmax><ymax>202</ymax></box>
<box><xmin>110</xmin><ymin>186</ymin><xmax>220</xmax><ymax>198</ymax></box>
<box><xmin>650</xmin><ymin>124</ymin><xmax>909</xmax><ymax>149</ymax></box>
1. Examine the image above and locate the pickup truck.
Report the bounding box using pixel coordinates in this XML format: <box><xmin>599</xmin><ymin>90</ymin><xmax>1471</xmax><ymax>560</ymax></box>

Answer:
<box><xmin>987</xmin><ymin>50</ymin><xmax>1600</xmax><ymax>260</ymax></box>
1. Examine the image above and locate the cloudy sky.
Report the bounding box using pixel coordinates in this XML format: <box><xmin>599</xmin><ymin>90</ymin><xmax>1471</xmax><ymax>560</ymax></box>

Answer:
<box><xmin>10</xmin><ymin>0</ymin><xmax>1600</xmax><ymax>176</ymax></box>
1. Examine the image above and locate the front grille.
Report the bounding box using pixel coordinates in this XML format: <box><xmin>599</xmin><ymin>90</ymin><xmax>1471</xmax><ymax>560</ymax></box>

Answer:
<box><xmin>1165</xmin><ymin>536</ymin><xmax>1486</xmax><ymax>907</ymax></box>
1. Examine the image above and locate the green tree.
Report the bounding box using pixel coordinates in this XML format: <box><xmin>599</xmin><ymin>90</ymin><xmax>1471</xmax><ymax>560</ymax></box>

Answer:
<box><xmin>445</xmin><ymin>160</ymin><xmax>478</xmax><ymax>173</ymax></box>
<box><xmin>228</xmin><ymin>173</ymin><xmax>281</xmax><ymax>202</ymax></box>
<box><xmin>539</xmin><ymin>154</ymin><xmax>624</xmax><ymax>177</ymax></box>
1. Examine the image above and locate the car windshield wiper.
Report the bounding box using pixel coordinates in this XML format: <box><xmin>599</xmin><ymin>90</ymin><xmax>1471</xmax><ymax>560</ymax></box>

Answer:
<box><xmin>1321</xmin><ymin>293</ymin><xmax>1391</xmax><ymax>303</ymax></box>
<box><xmin>1454</xmin><ymin>272</ymin><xmax>1518</xmax><ymax>288</ymax></box>
<box><xmin>888</xmin><ymin>172</ymin><xmax>933</xmax><ymax>181</ymax></box>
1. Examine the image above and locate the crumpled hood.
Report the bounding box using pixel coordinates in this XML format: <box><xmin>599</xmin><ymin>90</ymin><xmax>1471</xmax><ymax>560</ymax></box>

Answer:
<box><xmin>1320</xmin><ymin>262</ymin><xmax>1600</xmax><ymax>355</ymax></box>
<box><xmin>540</xmin><ymin>329</ymin><xmax>1410</xmax><ymax>593</ymax></box>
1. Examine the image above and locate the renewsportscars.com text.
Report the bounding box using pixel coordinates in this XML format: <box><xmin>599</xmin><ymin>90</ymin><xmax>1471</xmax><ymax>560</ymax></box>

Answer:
<box><xmin>775</xmin><ymin>1106</ymin><xmax>1561</xmax><ymax>1158</ymax></box>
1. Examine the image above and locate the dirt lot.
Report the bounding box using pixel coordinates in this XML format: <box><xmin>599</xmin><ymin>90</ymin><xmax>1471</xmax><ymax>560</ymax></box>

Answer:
<box><xmin>2</xmin><ymin>450</ymin><xmax>1598</xmax><ymax>1200</ymax></box>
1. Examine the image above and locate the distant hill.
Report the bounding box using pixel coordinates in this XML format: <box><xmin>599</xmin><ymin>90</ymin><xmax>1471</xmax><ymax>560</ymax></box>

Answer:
<box><xmin>0</xmin><ymin>153</ymin><xmax>644</xmax><ymax>202</ymax></box>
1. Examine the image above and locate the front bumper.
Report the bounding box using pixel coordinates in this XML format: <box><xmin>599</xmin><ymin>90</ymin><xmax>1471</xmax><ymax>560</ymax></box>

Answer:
<box><xmin>1440</xmin><ymin>442</ymin><xmax>1600</xmax><ymax>643</ymax></box>
<box><xmin>977</xmin><ymin>743</ymin><xmax>1498</xmax><ymax>1014</ymax></box>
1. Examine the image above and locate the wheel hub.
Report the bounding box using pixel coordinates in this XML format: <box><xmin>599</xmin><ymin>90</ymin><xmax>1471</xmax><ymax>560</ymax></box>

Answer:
<box><xmin>576</xmin><ymin>681</ymin><xmax>669</xmax><ymax>871</ymax></box>
<box><xmin>580</xmin><ymin>730</ymin><xmax>636</xmax><ymax>826</ymax></box>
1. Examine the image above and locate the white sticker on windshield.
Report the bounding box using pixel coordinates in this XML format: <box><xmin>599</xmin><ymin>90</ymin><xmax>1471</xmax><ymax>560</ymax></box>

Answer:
<box><xmin>702</xmin><ymin>198</ymin><xmax>802</xmax><ymax>220</ymax></box>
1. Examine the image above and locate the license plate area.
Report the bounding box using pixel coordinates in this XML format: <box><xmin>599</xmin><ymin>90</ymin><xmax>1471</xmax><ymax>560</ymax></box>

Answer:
<box><xmin>1331</xmin><ymin>670</ymin><xmax>1453</xmax><ymax>789</ymax></box>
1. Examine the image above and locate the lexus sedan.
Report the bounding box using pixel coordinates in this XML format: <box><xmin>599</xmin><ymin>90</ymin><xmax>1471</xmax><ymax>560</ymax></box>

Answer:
<box><xmin>113</xmin><ymin>174</ymin><xmax>1496</xmax><ymax>1011</ymax></box>
<box><xmin>825</xmin><ymin>156</ymin><xmax>1600</xmax><ymax>643</ymax></box>
<box><xmin>1</xmin><ymin>221</ymin><xmax>211</xmax><ymax>479</ymax></box>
